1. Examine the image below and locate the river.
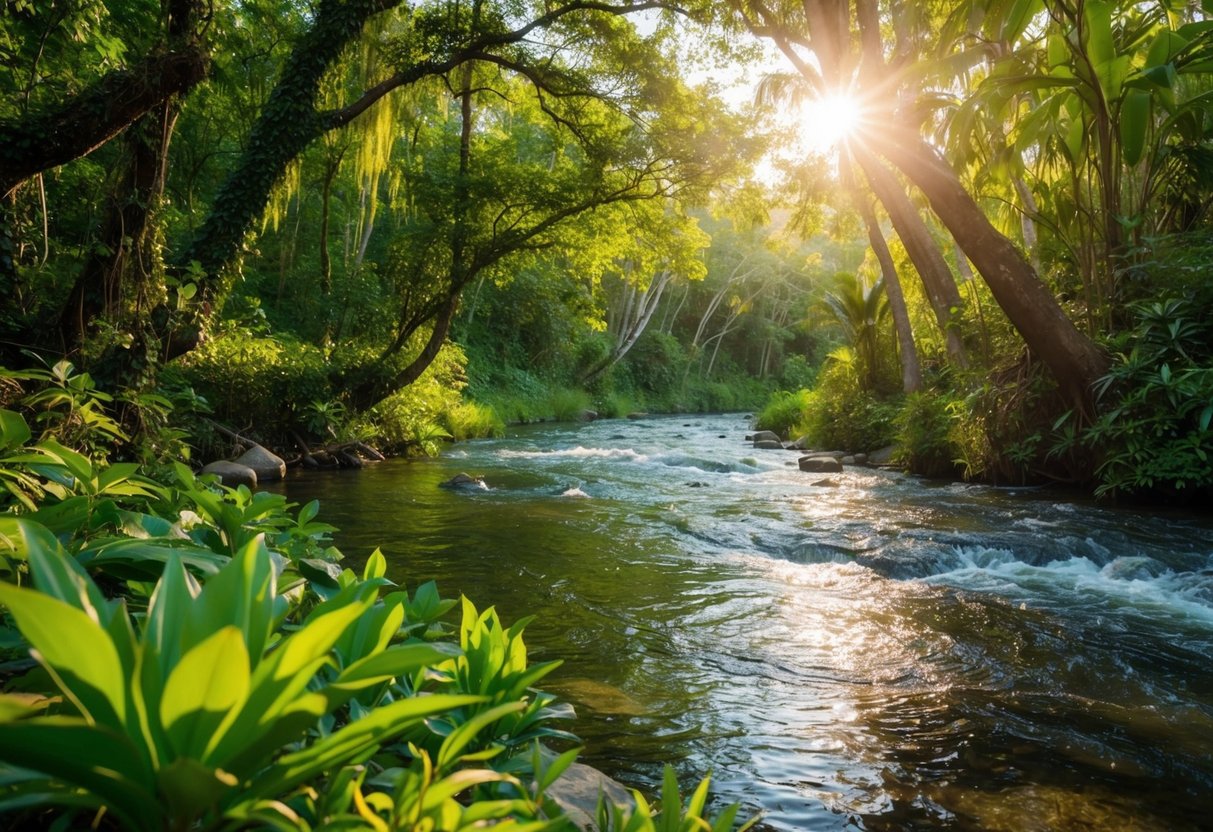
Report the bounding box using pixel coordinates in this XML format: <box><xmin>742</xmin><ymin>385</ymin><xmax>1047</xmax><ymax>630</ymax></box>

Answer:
<box><xmin>271</xmin><ymin>413</ymin><xmax>1213</xmax><ymax>830</ymax></box>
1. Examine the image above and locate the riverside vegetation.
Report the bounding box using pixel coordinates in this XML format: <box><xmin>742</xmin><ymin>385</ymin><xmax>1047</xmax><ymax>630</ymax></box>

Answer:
<box><xmin>4</xmin><ymin>0</ymin><xmax>1213</xmax><ymax>825</ymax></box>
<box><xmin>0</xmin><ymin>379</ymin><xmax>756</xmax><ymax>831</ymax></box>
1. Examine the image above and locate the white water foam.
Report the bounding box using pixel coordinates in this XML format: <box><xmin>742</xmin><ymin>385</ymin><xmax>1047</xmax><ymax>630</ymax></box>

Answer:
<box><xmin>498</xmin><ymin>446</ymin><xmax>648</xmax><ymax>462</ymax></box>
<box><xmin>926</xmin><ymin>546</ymin><xmax>1213</xmax><ymax>629</ymax></box>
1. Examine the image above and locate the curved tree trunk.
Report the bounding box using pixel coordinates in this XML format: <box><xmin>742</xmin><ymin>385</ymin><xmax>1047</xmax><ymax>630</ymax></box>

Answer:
<box><xmin>875</xmin><ymin>134</ymin><xmax>1108</xmax><ymax>413</ymax></box>
<box><xmin>854</xmin><ymin>146</ymin><xmax>968</xmax><ymax>368</ymax></box>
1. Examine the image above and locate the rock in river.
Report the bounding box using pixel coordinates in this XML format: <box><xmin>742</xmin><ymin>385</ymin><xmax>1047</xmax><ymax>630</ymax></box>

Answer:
<box><xmin>799</xmin><ymin>455</ymin><xmax>843</xmax><ymax>474</ymax></box>
<box><xmin>440</xmin><ymin>472</ymin><xmax>488</xmax><ymax>491</ymax></box>
<box><xmin>201</xmin><ymin>460</ymin><xmax>257</xmax><ymax>488</ymax></box>
<box><xmin>234</xmin><ymin>444</ymin><xmax>286</xmax><ymax>482</ymax></box>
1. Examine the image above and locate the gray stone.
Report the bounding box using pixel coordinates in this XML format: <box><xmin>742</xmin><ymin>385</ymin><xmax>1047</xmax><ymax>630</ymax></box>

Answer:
<box><xmin>748</xmin><ymin>430</ymin><xmax>781</xmax><ymax>443</ymax></box>
<box><xmin>547</xmin><ymin>762</ymin><xmax>634</xmax><ymax>831</ymax></box>
<box><xmin>811</xmin><ymin>478</ymin><xmax>840</xmax><ymax>488</ymax></box>
<box><xmin>853</xmin><ymin>453</ymin><xmax>869</xmax><ymax>465</ymax></box>
<box><xmin>799</xmin><ymin>455</ymin><xmax>843</xmax><ymax>474</ymax></box>
<box><xmin>201</xmin><ymin>460</ymin><xmax>257</xmax><ymax>488</ymax></box>
<box><xmin>866</xmin><ymin>445</ymin><xmax>897</xmax><ymax>466</ymax></box>
<box><xmin>234</xmin><ymin>445</ymin><xmax>286</xmax><ymax>482</ymax></box>
<box><xmin>625</xmin><ymin>411</ymin><xmax>649</xmax><ymax>420</ymax></box>
<box><xmin>753</xmin><ymin>440</ymin><xmax>783</xmax><ymax>449</ymax></box>
<box><xmin>440</xmin><ymin>472</ymin><xmax>488</xmax><ymax>491</ymax></box>
<box><xmin>579</xmin><ymin>409</ymin><xmax>599</xmax><ymax>422</ymax></box>
<box><xmin>841</xmin><ymin>455</ymin><xmax>856</xmax><ymax>465</ymax></box>
<box><xmin>787</xmin><ymin>435</ymin><xmax>812</xmax><ymax>450</ymax></box>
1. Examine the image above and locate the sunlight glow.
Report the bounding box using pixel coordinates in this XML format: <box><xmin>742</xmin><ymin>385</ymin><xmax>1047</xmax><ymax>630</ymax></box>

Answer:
<box><xmin>799</xmin><ymin>94</ymin><xmax>863</xmax><ymax>153</ymax></box>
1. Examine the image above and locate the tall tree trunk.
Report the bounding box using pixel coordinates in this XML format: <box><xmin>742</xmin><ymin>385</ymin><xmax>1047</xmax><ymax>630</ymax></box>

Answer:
<box><xmin>875</xmin><ymin>133</ymin><xmax>1108</xmax><ymax>413</ymax></box>
<box><xmin>56</xmin><ymin>100</ymin><xmax>181</xmax><ymax>356</ymax></box>
<box><xmin>854</xmin><ymin>147</ymin><xmax>968</xmax><ymax>367</ymax></box>
<box><xmin>857</xmin><ymin>196</ymin><xmax>922</xmax><ymax>393</ymax></box>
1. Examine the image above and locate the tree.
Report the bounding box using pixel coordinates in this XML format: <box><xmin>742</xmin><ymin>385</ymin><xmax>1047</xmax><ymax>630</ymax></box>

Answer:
<box><xmin>730</xmin><ymin>0</ymin><xmax>1110</xmax><ymax>413</ymax></box>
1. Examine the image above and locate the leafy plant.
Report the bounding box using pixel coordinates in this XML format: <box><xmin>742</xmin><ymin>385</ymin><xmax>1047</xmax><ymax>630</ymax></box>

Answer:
<box><xmin>0</xmin><ymin>525</ymin><xmax>474</xmax><ymax>831</ymax></box>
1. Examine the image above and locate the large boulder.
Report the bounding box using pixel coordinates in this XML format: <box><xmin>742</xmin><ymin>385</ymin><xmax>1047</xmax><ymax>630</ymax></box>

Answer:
<box><xmin>201</xmin><ymin>460</ymin><xmax>257</xmax><ymax>488</ymax></box>
<box><xmin>578</xmin><ymin>409</ymin><xmax>599</xmax><ymax>422</ymax></box>
<box><xmin>752</xmin><ymin>440</ymin><xmax>783</xmax><ymax>449</ymax></box>
<box><xmin>799</xmin><ymin>455</ymin><xmax>843</xmax><ymax>474</ymax></box>
<box><xmin>747</xmin><ymin>430</ymin><xmax>781</xmax><ymax>443</ymax></box>
<box><xmin>234</xmin><ymin>445</ymin><xmax>286</xmax><ymax>482</ymax></box>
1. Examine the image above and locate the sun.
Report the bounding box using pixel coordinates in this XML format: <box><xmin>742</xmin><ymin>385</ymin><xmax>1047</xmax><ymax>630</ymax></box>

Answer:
<box><xmin>799</xmin><ymin>93</ymin><xmax>863</xmax><ymax>153</ymax></box>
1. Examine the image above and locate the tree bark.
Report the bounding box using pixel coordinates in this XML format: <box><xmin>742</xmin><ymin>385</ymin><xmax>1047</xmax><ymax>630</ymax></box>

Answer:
<box><xmin>857</xmin><ymin>197</ymin><xmax>922</xmax><ymax>393</ymax></box>
<box><xmin>875</xmin><ymin>133</ymin><xmax>1109</xmax><ymax>413</ymax></box>
<box><xmin>853</xmin><ymin>146</ymin><xmax>968</xmax><ymax>367</ymax></box>
<box><xmin>0</xmin><ymin>49</ymin><xmax>208</xmax><ymax>200</ymax></box>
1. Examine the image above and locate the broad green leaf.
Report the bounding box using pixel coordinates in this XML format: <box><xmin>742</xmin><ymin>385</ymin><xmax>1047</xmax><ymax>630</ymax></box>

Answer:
<box><xmin>1120</xmin><ymin>88</ymin><xmax>1151</xmax><ymax>166</ymax></box>
<box><xmin>187</xmin><ymin>535</ymin><xmax>276</xmax><ymax>663</ymax></box>
<box><xmin>363</xmin><ymin>548</ymin><xmax>387</xmax><ymax>581</ymax></box>
<box><xmin>77</xmin><ymin>539</ymin><xmax>228</xmax><ymax>581</ymax></box>
<box><xmin>35</xmin><ymin>439</ymin><xmax>94</xmax><ymax>487</ymax></box>
<box><xmin>436</xmin><ymin>700</ymin><xmax>526</xmax><ymax>771</ymax></box>
<box><xmin>0</xmin><ymin>409</ymin><xmax>31</xmax><ymax>450</ymax></box>
<box><xmin>162</xmin><ymin>625</ymin><xmax>250</xmax><ymax>761</ymax></box>
<box><xmin>0</xmin><ymin>584</ymin><xmax>126</xmax><ymax>728</ymax></box>
<box><xmin>0</xmin><ymin>516</ymin><xmax>58</xmax><ymax>563</ymax></box>
<box><xmin>330</xmin><ymin>642</ymin><xmax>461</xmax><ymax>694</ymax></box>
<box><xmin>0</xmin><ymin>718</ymin><xmax>157</xmax><ymax>829</ymax></box>
<box><xmin>1084</xmin><ymin>0</ymin><xmax>1115</xmax><ymax>67</ymax></box>
<box><xmin>242</xmin><ymin>694</ymin><xmax>486</xmax><ymax>803</ymax></box>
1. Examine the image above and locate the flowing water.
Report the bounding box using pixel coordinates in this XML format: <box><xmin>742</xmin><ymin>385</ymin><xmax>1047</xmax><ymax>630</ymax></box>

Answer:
<box><xmin>271</xmin><ymin>414</ymin><xmax>1213</xmax><ymax>830</ymax></box>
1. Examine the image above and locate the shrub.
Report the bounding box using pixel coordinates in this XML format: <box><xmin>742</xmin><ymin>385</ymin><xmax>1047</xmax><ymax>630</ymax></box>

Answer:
<box><xmin>894</xmin><ymin>391</ymin><xmax>962</xmax><ymax>478</ymax></box>
<box><xmin>755</xmin><ymin>389</ymin><xmax>812</xmax><ymax>438</ymax></box>
<box><xmin>789</xmin><ymin>348</ymin><xmax>898</xmax><ymax>452</ymax></box>
<box><xmin>443</xmin><ymin>401</ymin><xmax>505</xmax><ymax>440</ymax></box>
<box><xmin>547</xmin><ymin>388</ymin><xmax>592</xmax><ymax>422</ymax></box>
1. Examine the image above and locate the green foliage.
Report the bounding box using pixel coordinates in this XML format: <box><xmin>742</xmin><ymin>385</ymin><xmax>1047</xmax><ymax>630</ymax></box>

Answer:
<box><xmin>1085</xmin><ymin>295</ymin><xmax>1213</xmax><ymax>497</ymax></box>
<box><xmin>442</xmin><ymin>402</ymin><xmax>505</xmax><ymax>441</ymax></box>
<box><xmin>893</xmin><ymin>392</ymin><xmax>962</xmax><ymax>479</ymax></box>
<box><xmin>174</xmin><ymin>332</ymin><xmax>331</xmax><ymax>439</ymax></box>
<box><xmin>547</xmin><ymin>389</ymin><xmax>592</xmax><ymax>423</ymax></box>
<box><xmin>787</xmin><ymin>348</ymin><xmax>898</xmax><ymax>452</ymax></box>
<box><xmin>755</xmin><ymin>389</ymin><xmax>812</xmax><ymax>439</ymax></box>
<box><xmin>596</xmin><ymin>765</ymin><xmax>759</xmax><ymax>832</ymax></box>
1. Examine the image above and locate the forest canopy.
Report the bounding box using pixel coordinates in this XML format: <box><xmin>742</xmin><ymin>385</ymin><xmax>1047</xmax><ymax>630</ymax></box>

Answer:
<box><xmin>2</xmin><ymin>0</ymin><xmax>1212</xmax><ymax>498</ymax></box>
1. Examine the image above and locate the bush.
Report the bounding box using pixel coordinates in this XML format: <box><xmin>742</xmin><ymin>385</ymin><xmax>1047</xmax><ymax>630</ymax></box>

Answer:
<box><xmin>755</xmin><ymin>389</ymin><xmax>812</xmax><ymax>438</ymax></box>
<box><xmin>788</xmin><ymin>348</ymin><xmax>897</xmax><ymax>452</ymax></box>
<box><xmin>1084</xmin><ymin>295</ymin><xmax>1213</xmax><ymax>498</ymax></box>
<box><xmin>894</xmin><ymin>391</ymin><xmax>962</xmax><ymax>478</ymax></box>
<box><xmin>547</xmin><ymin>388</ymin><xmax>592</xmax><ymax>421</ymax></box>
<box><xmin>442</xmin><ymin>400</ymin><xmax>505</xmax><ymax>440</ymax></box>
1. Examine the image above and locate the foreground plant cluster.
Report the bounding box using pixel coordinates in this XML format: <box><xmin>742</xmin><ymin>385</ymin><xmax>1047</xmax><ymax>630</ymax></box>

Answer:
<box><xmin>0</xmin><ymin>401</ymin><xmax>754</xmax><ymax>830</ymax></box>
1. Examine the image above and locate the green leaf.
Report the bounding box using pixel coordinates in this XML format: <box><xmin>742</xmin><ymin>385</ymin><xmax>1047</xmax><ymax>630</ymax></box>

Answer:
<box><xmin>161</xmin><ymin>626</ymin><xmax>251</xmax><ymax>762</ymax></box>
<box><xmin>0</xmin><ymin>584</ymin><xmax>126</xmax><ymax>728</ymax></box>
<box><xmin>330</xmin><ymin>642</ymin><xmax>461</xmax><ymax>694</ymax></box>
<box><xmin>0</xmin><ymin>409</ymin><xmax>31</xmax><ymax>450</ymax></box>
<box><xmin>242</xmin><ymin>694</ymin><xmax>487</xmax><ymax>802</ymax></box>
<box><xmin>1084</xmin><ymin>0</ymin><xmax>1115</xmax><ymax>67</ymax></box>
<box><xmin>1120</xmin><ymin>88</ymin><xmax>1151</xmax><ymax>167</ymax></box>
<box><xmin>0</xmin><ymin>516</ymin><xmax>58</xmax><ymax>562</ymax></box>
<box><xmin>363</xmin><ymin>548</ymin><xmax>387</xmax><ymax>581</ymax></box>
<box><xmin>0</xmin><ymin>718</ymin><xmax>157</xmax><ymax>829</ymax></box>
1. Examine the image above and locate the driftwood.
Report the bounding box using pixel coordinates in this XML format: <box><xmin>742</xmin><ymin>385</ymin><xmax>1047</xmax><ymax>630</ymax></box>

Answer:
<box><xmin>290</xmin><ymin>430</ymin><xmax>384</xmax><ymax>470</ymax></box>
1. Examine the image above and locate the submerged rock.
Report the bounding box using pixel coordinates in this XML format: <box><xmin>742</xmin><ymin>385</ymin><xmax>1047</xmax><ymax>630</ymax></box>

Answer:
<box><xmin>753</xmin><ymin>439</ymin><xmax>783</xmax><ymax>449</ymax></box>
<box><xmin>201</xmin><ymin>460</ymin><xmax>257</xmax><ymax>488</ymax></box>
<box><xmin>440</xmin><ymin>472</ymin><xmax>488</xmax><ymax>491</ymax></box>
<box><xmin>547</xmin><ymin>762</ymin><xmax>634</xmax><ymax>831</ymax></box>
